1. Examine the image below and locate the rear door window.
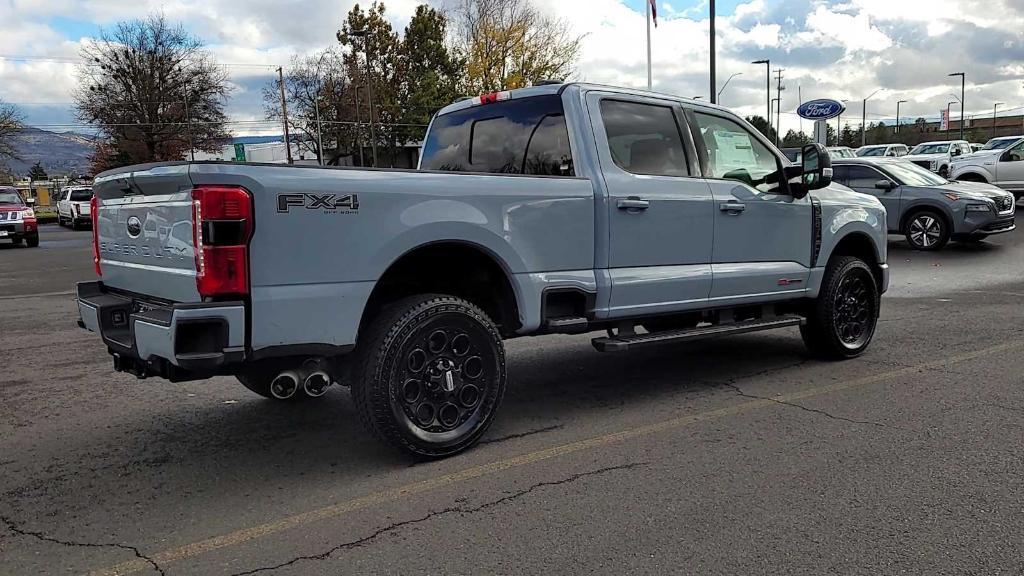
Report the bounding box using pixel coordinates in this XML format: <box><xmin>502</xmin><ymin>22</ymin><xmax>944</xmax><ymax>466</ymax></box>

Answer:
<box><xmin>421</xmin><ymin>94</ymin><xmax>574</xmax><ymax>176</ymax></box>
<box><xmin>599</xmin><ymin>100</ymin><xmax>688</xmax><ymax>177</ymax></box>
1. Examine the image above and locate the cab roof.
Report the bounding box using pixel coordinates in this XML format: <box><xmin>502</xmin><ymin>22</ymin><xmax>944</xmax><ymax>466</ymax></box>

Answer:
<box><xmin>435</xmin><ymin>82</ymin><xmax>726</xmax><ymax>118</ymax></box>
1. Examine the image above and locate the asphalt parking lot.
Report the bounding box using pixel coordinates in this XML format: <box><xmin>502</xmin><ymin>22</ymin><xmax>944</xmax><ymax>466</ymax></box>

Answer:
<box><xmin>2</xmin><ymin>221</ymin><xmax>1024</xmax><ymax>575</ymax></box>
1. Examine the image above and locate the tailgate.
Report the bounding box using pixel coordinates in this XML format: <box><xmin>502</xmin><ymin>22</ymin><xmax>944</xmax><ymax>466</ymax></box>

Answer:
<box><xmin>94</xmin><ymin>164</ymin><xmax>201</xmax><ymax>303</ymax></box>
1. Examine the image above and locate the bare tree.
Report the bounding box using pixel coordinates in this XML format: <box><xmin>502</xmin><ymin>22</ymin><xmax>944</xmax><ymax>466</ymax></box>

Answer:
<box><xmin>0</xmin><ymin>100</ymin><xmax>24</xmax><ymax>161</ymax></box>
<box><xmin>263</xmin><ymin>50</ymin><xmax>357</xmax><ymax>164</ymax></box>
<box><xmin>74</xmin><ymin>14</ymin><xmax>232</xmax><ymax>169</ymax></box>
<box><xmin>454</xmin><ymin>0</ymin><xmax>583</xmax><ymax>92</ymax></box>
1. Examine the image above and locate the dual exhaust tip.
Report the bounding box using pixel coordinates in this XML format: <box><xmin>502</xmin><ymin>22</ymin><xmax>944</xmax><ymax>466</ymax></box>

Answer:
<box><xmin>269</xmin><ymin>366</ymin><xmax>333</xmax><ymax>400</ymax></box>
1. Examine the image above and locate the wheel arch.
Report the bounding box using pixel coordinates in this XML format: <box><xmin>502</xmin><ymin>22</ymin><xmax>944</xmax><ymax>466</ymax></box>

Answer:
<box><xmin>828</xmin><ymin>231</ymin><xmax>885</xmax><ymax>290</ymax></box>
<box><xmin>899</xmin><ymin>201</ymin><xmax>953</xmax><ymax>234</ymax></box>
<box><xmin>955</xmin><ymin>171</ymin><xmax>988</xmax><ymax>183</ymax></box>
<box><xmin>359</xmin><ymin>240</ymin><xmax>523</xmax><ymax>339</ymax></box>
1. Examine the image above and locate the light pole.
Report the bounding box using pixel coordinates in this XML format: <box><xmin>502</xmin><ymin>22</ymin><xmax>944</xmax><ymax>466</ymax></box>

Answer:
<box><xmin>992</xmin><ymin>102</ymin><xmax>1003</xmax><ymax>140</ymax></box>
<box><xmin>861</xmin><ymin>88</ymin><xmax>883</xmax><ymax>147</ymax></box>
<box><xmin>774</xmin><ymin>68</ymin><xmax>785</xmax><ymax>146</ymax></box>
<box><xmin>717</xmin><ymin>72</ymin><xmax>741</xmax><ymax>103</ymax></box>
<box><xmin>949</xmin><ymin>72</ymin><xmax>965</xmax><ymax>140</ymax></box>
<box><xmin>709</xmin><ymin>0</ymin><xmax>716</xmax><ymax>103</ymax></box>
<box><xmin>837</xmin><ymin>100</ymin><xmax>848</xmax><ymax>147</ymax></box>
<box><xmin>896</xmin><ymin>99</ymin><xmax>907</xmax><ymax>135</ymax></box>
<box><xmin>752</xmin><ymin>59</ymin><xmax>770</xmax><ymax>126</ymax></box>
<box><xmin>351</xmin><ymin>29</ymin><xmax>378</xmax><ymax>167</ymax></box>
<box><xmin>945</xmin><ymin>101</ymin><xmax>957</xmax><ymax>138</ymax></box>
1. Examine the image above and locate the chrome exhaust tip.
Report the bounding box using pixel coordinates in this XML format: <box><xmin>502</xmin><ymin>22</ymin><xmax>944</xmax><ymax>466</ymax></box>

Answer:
<box><xmin>270</xmin><ymin>370</ymin><xmax>300</xmax><ymax>400</ymax></box>
<box><xmin>303</xmin><ymin>370</ymin><xmax>332</xmax><ymax>397</ymax></box>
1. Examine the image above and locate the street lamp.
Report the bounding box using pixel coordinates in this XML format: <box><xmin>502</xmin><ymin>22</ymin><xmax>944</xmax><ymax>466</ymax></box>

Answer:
<box><xmin>311</xmin><ymin>50</ymin><xmax>336</xmax><ymax>166</ymax></box>
<box><xmin>896</xmin><ymin>100</ymin><xmax>908</xmax><ymax>134</ymax></box>
<box><xmin>862</xmin><ymin>88</ymin><xmax>883</xmax><ymax>147</ymax></box>
<box><xmin>752</xmin><ymin>59</ymin><xmax>770</xmax><ymax>126</ymax></box>
<box><xmin>351</xmin><ymin>29</ymin><xmax>379</xmax><ymax>167</ymax></box>
<box><xmin>717</xmin><ymin>72</ymin><xmax>742</xmax><ymax>103</ymax></box>
<box><xmin>949</xmin><ymin>72</ymin><xmax>965</xmax><ymax>140</ymax></box>
<box><xmin>992</xmin><ymin>102</ymin><xmax>1004</xmax><ymax>140</ymax></box>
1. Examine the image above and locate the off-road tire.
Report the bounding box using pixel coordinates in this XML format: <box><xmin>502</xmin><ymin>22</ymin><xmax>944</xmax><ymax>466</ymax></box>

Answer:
<box><xmin>351</xmin><ymin>294</ymin><xmax>506</xmax><ymax>459</ymax></box>
<box><xmin>26</xmin><ymin>234</ymin><xmax>38</xmax><ymax>248</ymax></box>
<box><xmin>801</xmin><ymin>256</ymin><xmax>880</xmax><ymax>359</ymax></box>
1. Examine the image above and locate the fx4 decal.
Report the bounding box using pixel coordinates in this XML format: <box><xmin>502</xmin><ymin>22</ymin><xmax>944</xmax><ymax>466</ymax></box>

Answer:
<box><xmin>277</xmin><ymin>193</ymin><xmax>359</xmax><ymax>214</ymax></box>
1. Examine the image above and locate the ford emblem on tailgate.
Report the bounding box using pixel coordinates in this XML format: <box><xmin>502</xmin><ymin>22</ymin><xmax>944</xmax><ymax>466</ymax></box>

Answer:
<box><xmin>796</xmin><ymin>99</ymin><xmax>846</xmax><ymax>121</ymax></box>
<box><xmin>126</xmin><ymin>216</ymin><xmax>142</xmax><ymax>238</ymax></box>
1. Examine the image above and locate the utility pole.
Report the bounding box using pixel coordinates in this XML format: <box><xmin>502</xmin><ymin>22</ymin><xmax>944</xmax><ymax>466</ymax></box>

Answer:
<box><xmin>709</xmin><ymin>0</ymin><xmax>716</xmax><ymax>103</ymax></box>
<box><xmin>182</xmin><ymin>78</ymin><xmax>195</xmax><ymax>162</ymax></box>
<box><xmin>949</xmin><ymin>72</ymin><xmax>965</xmax><ymax>140</ymax></box>
<box><xmin>896</xmin><ymin>100</ymin><xmax>907</xmax><ymax>135</ymax></box>
<box><xmin>774</xmin><ymin>68</ymin><xmax>785</xmax><ymax>146</ymax></box>
<box><xmin>992</xmin><ymin>102</ymin><xmax>1003</xmax><ymax>140</ymax></box>
<box><xmin>351</xmin><ymin>29</ymin><xmax>378</xmax><ymax>167</ymax></box>
<box><xmin>276</xmin><ymin>66</ymin><xmax>293</xmax><ymax>164</ymax></box>
<box><xmin>752</xmin><ymin>59</ymin><xmax>770</xmax><ymax>128</ymax></box>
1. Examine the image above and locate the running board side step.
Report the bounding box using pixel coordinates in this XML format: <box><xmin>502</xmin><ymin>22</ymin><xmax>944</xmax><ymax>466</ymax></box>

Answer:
<box><xmin>591</xmin><ymin>316</ymin><xmax>805</xmax><ymax>352</ymax></box>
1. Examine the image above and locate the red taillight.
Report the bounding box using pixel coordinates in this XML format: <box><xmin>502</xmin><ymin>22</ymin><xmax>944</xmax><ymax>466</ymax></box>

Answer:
<box><xmin>91</xmin><ymin>195</ymin><xmax>101</xmax><ymax>276</ymax></box>
<box><xmin>191</xmin><ymin>186</ymin><xmax>253</xmax><ymax>298</ymax></box>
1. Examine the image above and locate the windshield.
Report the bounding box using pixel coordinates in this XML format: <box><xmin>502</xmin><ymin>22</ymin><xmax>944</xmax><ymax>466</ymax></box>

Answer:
<box><xmin>70</xmin><ymin>189</ymin><xmax>93</xmax><ymax>201</ymax></box>
<box><xmin>982</xmin><ymin>138</ymin><xmax>1020</xmax><ymax>151</ymax></box>
<box><xmin>858</xmin><ymin>147</ymin><xmax>887</xmax><ymax>157</ymax></box>
<box><xmin>883</xmin><ymin>161</ymin><xmax>949</xmax><ymax>186</ymax></box>
<box><xmin>910</xmin><ymin>143</ymin><xmax>951</xmax><ymax>155</ymax></box>
<box><xmin>0</xmin><ymin>191</ymin><xmax>23</xmax><ymax>204</ymax></box>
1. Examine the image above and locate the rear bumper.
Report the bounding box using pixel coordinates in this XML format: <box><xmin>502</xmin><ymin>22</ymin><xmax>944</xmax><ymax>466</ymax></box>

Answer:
<box><xmin>76</xmin><ymin>281</ymin><xmax>246</xmax><ymax>381</ymax></box>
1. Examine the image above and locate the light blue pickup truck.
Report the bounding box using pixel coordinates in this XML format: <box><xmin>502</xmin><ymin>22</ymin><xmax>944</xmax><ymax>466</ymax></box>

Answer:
<box><xmin>77</xmin><ymin>83</ymin><xmax>889</xmax><ymax>457</ymax></box>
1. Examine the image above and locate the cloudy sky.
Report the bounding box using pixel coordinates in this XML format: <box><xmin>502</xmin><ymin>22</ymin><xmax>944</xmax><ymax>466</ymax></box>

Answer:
<box><xmin>1</xmin><ymin>0</ymin><xmax>1023</xmax><ymax>137</ymax></box>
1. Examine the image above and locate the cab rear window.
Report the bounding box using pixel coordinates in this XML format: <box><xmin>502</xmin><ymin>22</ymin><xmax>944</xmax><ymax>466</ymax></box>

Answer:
<box><xmin>421</xmin><ymin>95</ymin><xmax>574</xmax><ymax>176</ymax></box>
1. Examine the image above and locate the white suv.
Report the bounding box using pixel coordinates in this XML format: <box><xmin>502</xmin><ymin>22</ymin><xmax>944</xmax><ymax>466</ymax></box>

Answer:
<box><xmin>57</xmin><ymin>186</ymin><xmax>93</xmax><ymax>230</ymax></box>
<box><xmin>855</xmin><ymin>144</ymin><xmax>909</xmax><ymax>158</ymax></box>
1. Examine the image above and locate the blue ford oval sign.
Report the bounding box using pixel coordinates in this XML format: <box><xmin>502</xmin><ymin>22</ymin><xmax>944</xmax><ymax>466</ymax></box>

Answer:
<box><xmin>797</xmin><ymin>99</ymin><xmax>845</xmax><ymax>121</ymax></box>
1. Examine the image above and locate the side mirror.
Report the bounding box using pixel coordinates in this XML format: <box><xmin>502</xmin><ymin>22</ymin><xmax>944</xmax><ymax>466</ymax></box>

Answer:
<box><xmin>796</xmin><ymin>143</ymin><xmax>832</xmax><ymax>197</ymax></box>
<box><xmin>875</xmin><ymin>179</ymin><xmax>896</xmax><ymax>191</ymax></box>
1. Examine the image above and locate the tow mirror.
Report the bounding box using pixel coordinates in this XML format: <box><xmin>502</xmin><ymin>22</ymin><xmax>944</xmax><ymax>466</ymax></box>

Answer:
<box><xmin>796</xmin><ymin>143</ymin><xmax>832</xmax><ymax>197</ymax></box>
<box><xmin>875</xmin><ymin>179</ymin><xmax>896</xmax><ymax>191</ymax></box>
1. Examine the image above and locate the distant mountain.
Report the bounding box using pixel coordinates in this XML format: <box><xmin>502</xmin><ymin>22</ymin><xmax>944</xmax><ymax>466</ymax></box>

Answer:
<box><xmin>3</xmin><ymin>128</ymin><xmax>96</xmax><ymax>177</ymax></box>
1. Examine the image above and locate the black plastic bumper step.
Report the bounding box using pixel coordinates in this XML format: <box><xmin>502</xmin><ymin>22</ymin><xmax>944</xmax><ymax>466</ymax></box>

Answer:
<box><xmin>592</xmin><ymin>315</ymin><xmax>804</xmax><ymax>352</ymax></box>
<box><xmin>545</xmin><ymin>316</ymin><xmax>590</xmax><ymax>334</ymax></box>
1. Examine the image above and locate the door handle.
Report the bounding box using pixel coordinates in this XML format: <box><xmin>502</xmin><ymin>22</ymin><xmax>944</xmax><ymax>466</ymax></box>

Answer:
<box><xmin>719</xmin><ymin>202</ymin><xmax>746</xmax><ymax>213</ymax></box>
<box><xmin>617</xmin><ymin>197</ymin><xmax>650</xmax><ymax>211</ymax></box>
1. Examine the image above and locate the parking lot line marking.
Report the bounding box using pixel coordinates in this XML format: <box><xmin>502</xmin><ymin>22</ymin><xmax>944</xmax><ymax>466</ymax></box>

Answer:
<box><xmin>87</xmin><ymin>339</ymin><xmax>1024</xmax><ymax>576</ymax></box>
<box><xmin>0</xmin><ymin>290</ymin><xmax>75</xmax><ymax>300</ymax></box>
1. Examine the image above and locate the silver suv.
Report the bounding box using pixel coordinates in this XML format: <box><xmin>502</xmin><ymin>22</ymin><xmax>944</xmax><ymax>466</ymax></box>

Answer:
<box><xmin>833</xmin><ymin>158</ymin><xmax>1016</xmax><ymax>250</ymax></box>
<box><xmin>951</xmin><ymin>137</ymin><xmax>1024</xmax><ymax>200</ymax></box>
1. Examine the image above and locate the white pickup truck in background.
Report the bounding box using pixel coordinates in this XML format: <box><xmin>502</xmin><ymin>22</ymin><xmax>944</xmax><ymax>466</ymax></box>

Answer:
<box><xmin>57</xmin><ymin>186</ymin><xmax>94</xmax><ymax>229</ymax></box>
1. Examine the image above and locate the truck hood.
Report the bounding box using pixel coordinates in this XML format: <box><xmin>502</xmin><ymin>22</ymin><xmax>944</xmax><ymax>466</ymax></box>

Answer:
<box><xmin>903</xmin><ymin>153</ymin><xmax>949</xmax><ymax>162</ymax></box>
<box><xmin>952</xmin><ymin>149</ymin><xmax>1001</xmax><ymax>164</ymax></box>
<box><xmin>814</xmin><ymin>182</ymin><xmax>886</xmax><ymax>210</ymax></box>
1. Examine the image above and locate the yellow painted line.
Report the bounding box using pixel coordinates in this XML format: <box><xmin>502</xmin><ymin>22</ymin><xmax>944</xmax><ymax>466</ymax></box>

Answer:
<box><xmin>89</xmin><ymin>340</ymin><xmax>1024</xmax><ymax>576</ymax></box>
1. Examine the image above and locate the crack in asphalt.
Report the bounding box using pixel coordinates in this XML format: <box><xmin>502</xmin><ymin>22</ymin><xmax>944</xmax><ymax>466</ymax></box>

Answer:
<box><xmin>716</xmin><ymin>382</ymin><xmax>902</xmax><ymax>431</ymax></box>
<box><xmin>478</xmin><ymin>424</ymin><xmax>565</xmax><ymax>445</ymax></box>
<box><xmin>0</xmin><ymin>515</ymin><xmax>165</xmax><ymax>575</ymax></box>
<box><xmin>230</xmin><ymin>462</ymin><xmax>647</xmax><ymax>576</ymax></box>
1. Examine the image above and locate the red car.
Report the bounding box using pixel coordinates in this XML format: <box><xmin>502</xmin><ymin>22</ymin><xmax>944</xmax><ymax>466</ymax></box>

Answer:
<box><xmin>0</xmin><ymin>187</ymin><xmax>39</xmax><ymax>247</ymax></box>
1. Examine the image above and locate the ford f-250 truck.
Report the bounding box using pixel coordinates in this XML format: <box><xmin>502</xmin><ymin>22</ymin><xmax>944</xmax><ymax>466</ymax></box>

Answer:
<box><xmin>77</xmin><ymin>83</ymin><xmax>889</xmax><ymax>458</ymax></box>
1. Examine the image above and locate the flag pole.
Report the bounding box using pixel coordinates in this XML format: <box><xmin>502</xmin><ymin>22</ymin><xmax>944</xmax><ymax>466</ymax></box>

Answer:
<box><xmin>646</xmin><ymin>0</ymin><xmax>652</xmax><ymax>89</ymax></box>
